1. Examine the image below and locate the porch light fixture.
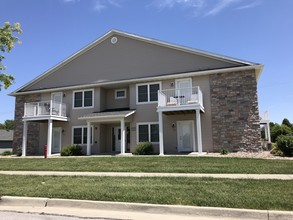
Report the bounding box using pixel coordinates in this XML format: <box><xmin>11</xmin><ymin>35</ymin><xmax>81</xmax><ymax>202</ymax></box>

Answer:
<box><xmin>172</xmin><ymin>123</ymin><xmax>175</xmax><ymax>128</ymax></box>
<box><xmin>170</xmin><ymin>82</ymin><xmax>174</xmax><ymax>87</ymax></box>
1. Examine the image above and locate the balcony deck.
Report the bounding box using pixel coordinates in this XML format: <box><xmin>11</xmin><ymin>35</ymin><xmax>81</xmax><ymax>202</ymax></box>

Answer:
<box><xmin>23</xmin><ymin>100</ymin><xmax>69</xmax><ymax>121</ymax></box>
<box><xmin>157</xmin><ymin>86</ymin><xmax>204</xmax><ymax>114</ymax></box>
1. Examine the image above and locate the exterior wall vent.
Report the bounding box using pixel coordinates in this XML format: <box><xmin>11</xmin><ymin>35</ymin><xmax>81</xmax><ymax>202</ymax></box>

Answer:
<box><xmin>111</xmin><ymin>37</ymin><xmax>118</xmax><ymax>44</ymax></box>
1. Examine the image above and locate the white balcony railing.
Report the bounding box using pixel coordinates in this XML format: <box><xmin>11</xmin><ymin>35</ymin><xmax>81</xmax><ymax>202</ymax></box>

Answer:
<box><xmin>158</xmin><ymin>86</ymin><xmax>203</xmax><ymax>108</ymax></box>
<box><xmin>24</xmin><ymin>100</ymin><xmax>67</xmax><ymax>117</ymax></box>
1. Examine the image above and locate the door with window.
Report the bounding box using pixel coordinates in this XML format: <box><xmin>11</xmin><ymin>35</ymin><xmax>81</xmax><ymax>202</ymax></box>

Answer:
<box><xmin>51</xmin><ymin>92</ymin><xmax>63</xmax><ymax>116</ymax></box>
<box><xmin>175</xmin><ymin>78</ymin><xmax>192</xmax><ymax>105</ymax></box>
<box><xmin>177</xmin><ymin>121</ymin><xmax>194</xmax><ymax>152</ymax></box>
<box><xmin>52</xmin><ymin>127</ymin><xmax>62</xmax><ymax>154</ymax></box>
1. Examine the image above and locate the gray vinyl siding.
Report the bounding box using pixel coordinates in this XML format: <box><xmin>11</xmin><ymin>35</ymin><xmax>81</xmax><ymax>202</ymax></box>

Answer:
<box><xmin>22</xmin><ymin>34</ymin><xmax>240</xmax><ymax>92</ymax></box>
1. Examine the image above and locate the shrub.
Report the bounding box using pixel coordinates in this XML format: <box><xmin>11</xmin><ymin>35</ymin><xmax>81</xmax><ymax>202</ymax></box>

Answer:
<box><xmin>61</xmin><ymin>145</ymin><xmax>83</xmax><ymax>156</ymax></box>
<box><xmin>270</xmin><ymin>143</ymin><xmax>283</xmax><ymax>156</ymax></box>
<box><xmin>1</xmin><ymin>150</ymin><xmax>12</xmax><ymax>156</ymax></box>
<box><xmin>276</xmin><ymin>135</ymin><xmax>293</xmax><ymax>157</ymax></box>
<box><xmin>134</xmin><ymin>142</ymin><xmax>153</xmax><ymax>155</ymax></box>
<box><xmin>220</xmin><ymin>148</ymin><xmax>229</xmax><ymax>155</ymax></box>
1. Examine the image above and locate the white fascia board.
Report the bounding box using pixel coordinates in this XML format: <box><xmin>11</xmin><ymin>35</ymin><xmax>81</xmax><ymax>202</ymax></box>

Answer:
<box><xmin>10</xmin><ymin>65</ymin><xmax>263</xmax><ymax>96</ymax></box>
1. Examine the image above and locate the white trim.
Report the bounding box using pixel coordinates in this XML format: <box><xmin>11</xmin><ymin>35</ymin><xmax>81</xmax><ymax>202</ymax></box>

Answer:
<box><xmin>177</xmin><ymin>120</ymin><xmax>195</xmax><ymax>152</ymax></box>
<box><xmin>10</xmin><ymin>65</ymin><xmax>263</xmax><ymax>96</ymax></box>
<box><xmin>136</xmin><ymin>122</ymin><xmax>159</xmax><ymax>144</ymax></box>
<box><xmin>115</xmin><ymin>89</ymin><xmax>127</xmax><ymax>99</ymax></box>
<box><xmin>136</xmin><ymin>82</ymin><xmax>162</xmax><ymax>105</ymax></box>
<box><xmin>72</xmin><ymin>89</ymin><xmax>94</xmax><ymax>109</ymax></box>
<box><xmin>72</xmin><ymin>125</ymin><xmax>94</xmax><ymax>145</ymax></box>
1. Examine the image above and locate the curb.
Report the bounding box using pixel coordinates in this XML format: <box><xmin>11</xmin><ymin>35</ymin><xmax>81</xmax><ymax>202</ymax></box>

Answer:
<box><xmin>1</xmin><ymin>196</ymin><xmax>293</xmax><ymax>219</ymax></box>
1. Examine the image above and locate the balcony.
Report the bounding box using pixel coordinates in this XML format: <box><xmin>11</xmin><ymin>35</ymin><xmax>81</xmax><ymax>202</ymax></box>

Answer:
<box><xmin>23</xmin><ymin>100</ymin><xmax>68</xmax><ymax>121</ymax></box>
<box><xmin>157</xmin><ymin>87</ymin><xmax>204</xmax><ymax>113</ymax></box>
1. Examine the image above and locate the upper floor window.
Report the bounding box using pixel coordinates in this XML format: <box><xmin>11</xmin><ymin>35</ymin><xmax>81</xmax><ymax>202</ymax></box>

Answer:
<box><xmin>115</xmin><ymin>89</ymin><xmax>126</xmax><ymax>99</ymax></box>
<box><xmin>73</xmin><ymin>89</ymin><xmax>94</xmax><ymax>109</ymax></box>
<box><xmin>136</xmin><ymin>82</ymin><xmax>160</xmax><ymax>104</ymax></box>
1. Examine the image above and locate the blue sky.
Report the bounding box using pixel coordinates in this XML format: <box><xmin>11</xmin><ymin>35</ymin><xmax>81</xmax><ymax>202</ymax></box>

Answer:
<box><xmin>0</xmin><ymin>0</ymin><xmax>292</xmax><ymax>124</ymax></box>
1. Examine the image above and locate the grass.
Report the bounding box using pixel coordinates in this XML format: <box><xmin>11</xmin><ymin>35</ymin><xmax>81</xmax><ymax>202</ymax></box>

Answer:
<box><xmin>0</xmin><ymin>175</ymin><xmax>292</xmax><ymax>211</ymax></box>
<box><xmin>0</xmin><ymin>156</ymin><xmax>292</xmax><ymax>174</ymax></box>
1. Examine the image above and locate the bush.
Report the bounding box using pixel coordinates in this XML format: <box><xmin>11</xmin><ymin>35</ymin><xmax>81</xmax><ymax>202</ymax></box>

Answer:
<box><xmin>61</xmin><ymin>145</ymin><xmax>83</xmax><ymax>156</ymax></box>
<box><xmin>1</xmin><ymin>150</ymin><xmax>12</xmax><ymax>156</ymax></box>
<box><xmin>220</xmin><ymin>148</ymin><xmax>229</xmax><ymax>155</ymax></box>
<box><xmin>270</xmin><ymin>143</ymin><xmax>283</xmax><ymax>156</ymax></box>
<box><xmin>134</xmin><ymin>142</ymin><xmax>153</xmax><ymax>155</ymax></box>
<box><xmin>276</xmin><ymin>135</ymin><xmax>293</xmax><ymax>157</ymax></box>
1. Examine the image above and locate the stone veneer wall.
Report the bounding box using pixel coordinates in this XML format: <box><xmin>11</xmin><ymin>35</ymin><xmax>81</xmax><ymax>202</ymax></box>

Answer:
<box><xmin>210</xmin><ymin>69</ymin><xmax>261</xmax><ymax>152</ymax></box>
<box><xmin>13</xmin><ymin>94</ymin><xmax>41</xmax><ymax>155</ymax></box>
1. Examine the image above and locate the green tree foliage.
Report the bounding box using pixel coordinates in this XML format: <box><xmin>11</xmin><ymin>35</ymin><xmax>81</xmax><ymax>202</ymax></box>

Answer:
<box><xmin>270</xmin><ymin>123</ymin><xmax>292</xmax><ymax>143</ymax></box>
<box><xmin>282</xmin><ymin>118</ymin><xmax>293</xmax><ymax>130</ymax></box>
<box><xmin>0</xmin><ymin>22</ymin><xmax>22</xmax><ymax>91</ymax></box>
<box><xmin>0</xmin><ymin>119</ymin><xmax>14</xmax><ymax>130</ymax></box>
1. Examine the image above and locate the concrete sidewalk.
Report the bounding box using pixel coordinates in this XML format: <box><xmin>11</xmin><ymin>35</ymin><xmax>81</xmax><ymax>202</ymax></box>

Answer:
<box><xmin>1</xmin><ymin>196</ymin><xmax>293</xmax><ymax>220</ymax></box>
<box><xmin>0</xmin><ymin>170</ymin><xmax>292</xmax><ymax>179</ymax></box>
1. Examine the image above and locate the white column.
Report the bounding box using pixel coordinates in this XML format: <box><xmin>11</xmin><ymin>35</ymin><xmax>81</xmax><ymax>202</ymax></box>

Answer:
<box><xmin>121</xmin><ymin>118</ymin><xmax>125</xmax><ymax>155</ymax></box>
<box><xmin>267</xmin><ymin>122</ymin><xmax>271</xmax><ymax>143</ymax></box>
<box><xmin>196</xmin><ymin>109</ymin><xmax>203</xmax><ymax>154</ymax></box>
<box><xmin>47</xmin><ymin>119</ymin><xmax>53</xmax><ymax>157</ymax></box>
<box><xmin>158</xmin><ymin>111</ymin><xmax>164</xmax><ymax>155</ymax></box>
<box><xmin>86</xmin><ymin>121</ymin><xmax>91</xmax><ymax>156</ymax></box>
<box><xmin>22</xmin><ymin>121</ymin><xmax>28</xmax><ymax>157</ymax></box>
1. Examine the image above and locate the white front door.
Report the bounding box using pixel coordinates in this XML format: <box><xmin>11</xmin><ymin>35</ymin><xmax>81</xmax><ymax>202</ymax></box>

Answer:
<box><xmin>177</xmin><ymin>121</ymin><xmax>195</xmax><ymax>152</ymax></box>
<box><xmin>114</xmin><ymin>127</ymin><xmax>121</xmax><ymax>152</ymax></box>
<box><xmin>52</xmin><ymin>127</ymin><xmax>62</xmax><ymax>154</ymax></box>
<box><xmin>175</xmin><ymin>78</ymin><xmax>192</xmax><ymax>105</ymax></box>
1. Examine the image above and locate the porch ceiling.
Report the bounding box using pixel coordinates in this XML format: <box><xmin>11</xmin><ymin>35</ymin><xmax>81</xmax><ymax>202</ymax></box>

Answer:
<box><xmin>163</xmin><ymin>109</ymin><xmax>197</xmax><ymax>115</ymax></box>
<box><xmin>78</xmin><ymin>110</ymin><xmax>136</xmax><ymax>122</ymax></box>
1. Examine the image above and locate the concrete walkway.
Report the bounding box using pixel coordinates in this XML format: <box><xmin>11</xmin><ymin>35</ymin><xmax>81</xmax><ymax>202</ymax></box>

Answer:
<box><xmin>1</xmin><ymin>196</ymin><xmax>293</xmax><ymax>220</ymax></box>
<box><xmin>0</xmin><ymin>170</ymin><xmax>292</xmax><ymax>179</ymax></box>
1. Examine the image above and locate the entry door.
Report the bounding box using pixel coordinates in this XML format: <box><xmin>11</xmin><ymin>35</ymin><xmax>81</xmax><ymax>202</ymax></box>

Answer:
<box><xmin>177</xmin><ymin>121</ymin><xmax>194</xmax><ymax>152</ymax></box>
<box><xmin>51</xmin><ymin>92</ymin><xmax>63</xmax><ymax>115</ymax></box>
<box><xmin>114</xmin><ymin>127</ymin><xmax>121</xmax><ymax>152</ymax></box>
<box><xmin>175</xmin><ymin>78</ymin><xmax>192</xmax><ymax>105</ymax></box>
<box><xmin>52</xmin><ymin>127</ymin><xmax>62</xmax><ymax>154</ymax></box>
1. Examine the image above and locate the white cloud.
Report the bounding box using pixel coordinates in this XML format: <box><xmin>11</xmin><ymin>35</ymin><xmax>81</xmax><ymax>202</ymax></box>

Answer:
<box><xmin>205</xmin><ymin>0</ymin><xmax>240</xmax><ymax>16</ymax></box>
<box><xmin>152</xmin><ymin>0</ymin><xmax>261</xmax><ymax>17</ymax></box>
<box><xmin>63</xmin><ymin>0</ymin><xmax>79</xmax><ymax>3</ymax></box>
<box><xmin>236</xmin><ymin>0</ymin><xmax>262</xmax><ymax>10</ymax></box>
<box><xmin>93</xmin><ymin>0</ymin><xmax>107</xmax><ymax>12</ymax></box>
<box><xmin>93</xmin><ymin>0</ymin><xmax>122</xmax><ymax>12</ymax></box>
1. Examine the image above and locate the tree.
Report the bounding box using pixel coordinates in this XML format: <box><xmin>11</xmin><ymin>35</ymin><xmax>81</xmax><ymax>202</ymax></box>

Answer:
<box><xmin>0</xmin><ymin>22</ymin><xmax>22</xmax><ymax>91</ymax></box>
<box><xmin>0</xmin><ymin>119</ymin><xmax>14</xmax><ymax>130</ymax></box>
<box><xmin>282</xmin><ymin>118</ymin><xmax>293</xmax><ymax>131</ymax></box>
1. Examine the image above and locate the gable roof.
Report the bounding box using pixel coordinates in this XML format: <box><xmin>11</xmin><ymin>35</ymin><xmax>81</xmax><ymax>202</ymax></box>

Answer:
<box><xmin>0</xmin><ymin>130</ymin><xmax>14</xmax><ymax>141</ymax></box>
<box><xmin>10</xmin><ymin>30</ymin><xmax>263</xmax><ymax>96</ymax></box>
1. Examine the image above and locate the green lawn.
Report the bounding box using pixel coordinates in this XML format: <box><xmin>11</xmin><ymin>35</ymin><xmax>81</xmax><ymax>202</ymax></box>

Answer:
<box><xmin>0</xmin><ymin>175</ymin><xmax>292</xmax><ymax>211</ymax></box>
<box><xmin>0</xmin><ymin>156</ymin><xmax>292</xmax><ymax>174</ymax></box>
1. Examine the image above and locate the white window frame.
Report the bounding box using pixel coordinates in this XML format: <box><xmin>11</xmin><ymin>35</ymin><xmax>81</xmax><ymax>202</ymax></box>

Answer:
<box><xmin>72</xmin><ymin>126</ymin><xmax>94</xmax><ymax>145</ymax></box>
<box><xmin>115</xmin><ymin>89</ymin><xmax>127</xmax><ymax>99</ymax></box>
<box><xmin>136</xmin><ymin>82</ymin><xmax>161</xmax><ymax>104</ymax></box>
<box><xmin>72</xmin><ymin>89</ymin><xmax>94</xmax><ymax>109</ymax></box>
<box><xmin>136</xmin><ymin>122</ymin><xmax>159</xmax><ymax>143</ymax></box>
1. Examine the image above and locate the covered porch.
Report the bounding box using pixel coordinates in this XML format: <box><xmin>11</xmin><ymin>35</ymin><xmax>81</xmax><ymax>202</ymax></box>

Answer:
<box><xmin>78</xmin><ymin>110</ymin><xmax>135</xmax><ymax>155</ymax></box>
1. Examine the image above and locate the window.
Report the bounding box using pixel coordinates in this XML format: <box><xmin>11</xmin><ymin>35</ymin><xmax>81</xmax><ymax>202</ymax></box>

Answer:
<box><xmin>136</xmin><ymin>82</ymin><xmax>161</xmax><ymax>104</ymax></box>
<box><xmin>73</xmin><ymin>89</ymin><xmax>94</xmax><ymax>108</ymax></box>
<box><xmin>72</xmin><ymin>126</ymin><xmax>93</xmax><ymax>145</ymax></box>
<box><xmin>115</xmin><ymin>89</ymin><xmax>126</xmax><ymax>99</ymax></box>
<box><xmin>137</xmin><ymin>123</ymin><xmax>159</xmax><ymax>143</ymax></box>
